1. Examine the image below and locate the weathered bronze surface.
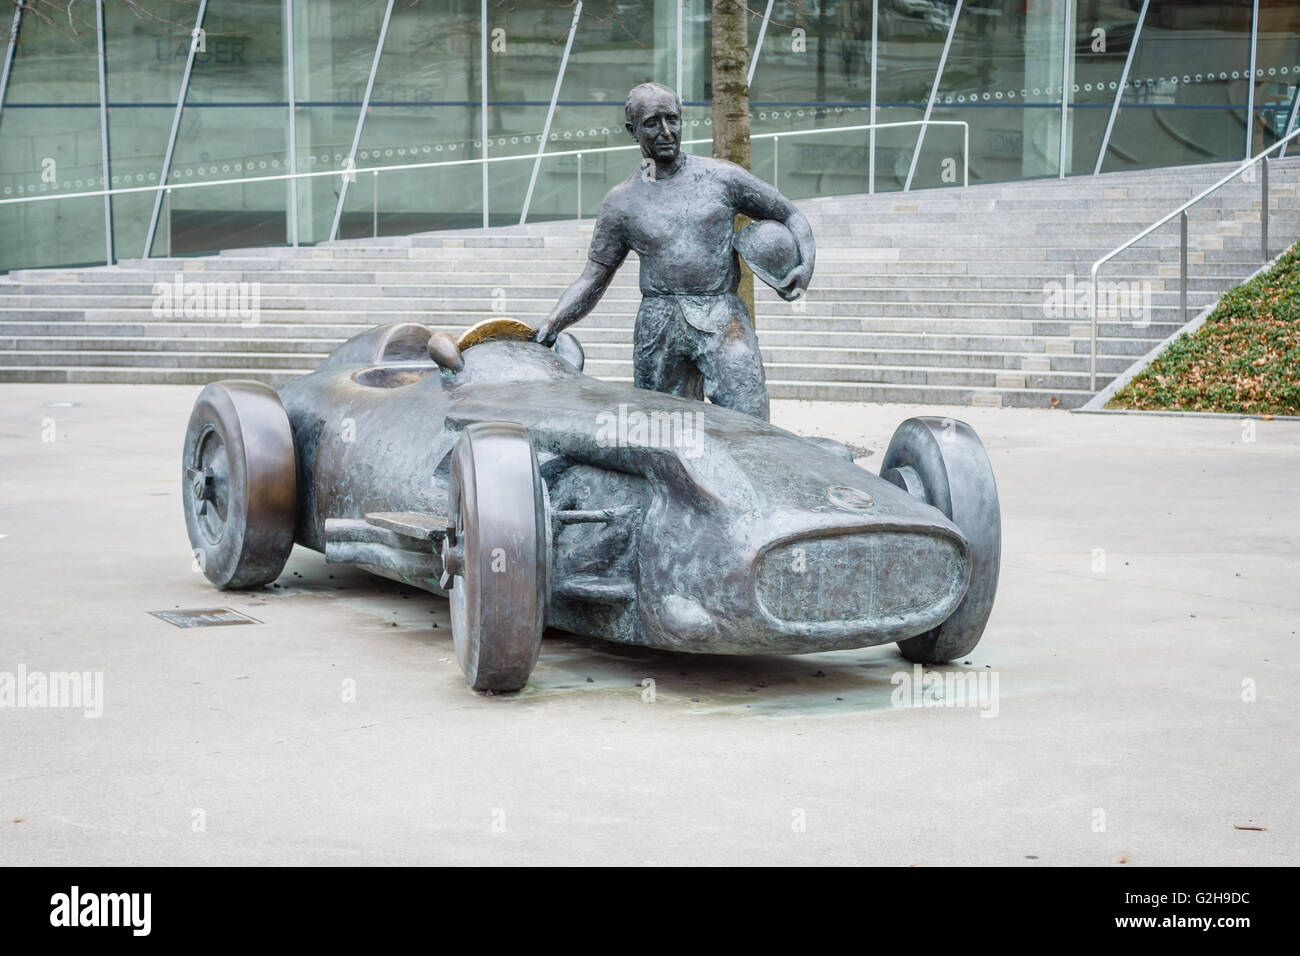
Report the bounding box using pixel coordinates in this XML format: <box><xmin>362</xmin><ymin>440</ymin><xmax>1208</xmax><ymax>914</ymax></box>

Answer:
<box><xmin>534</xmin><ymin>82</ymin><xmax>816</xmax><ymax>422</ymax></box>
<box><xmin>180</xmin><ymin>318</ymin><xmax>1002</xmax><ymax>693</ymax></box>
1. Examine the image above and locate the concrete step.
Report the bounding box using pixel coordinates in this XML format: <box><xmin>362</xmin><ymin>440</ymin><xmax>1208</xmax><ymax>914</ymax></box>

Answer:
<box><xmin>3</xmin><ymin>269</ymin><xmax>1251</xmax><ymax>293</ymax></box>
<box><xmin>0</xmin><ymin>334</ymin><xmax>1139</xmax><ymax>375</ymax></box>
<box><xmin>0</xmin><ymin>280</ymin><xmax>1235</xmax><ymax>308</ymax></box>
<box><xmin>0</xmin><ymin>322</ymin><xmax>1155</xmax><ymax>357</ymax></box>
<box><xmin>11</xmin><ymin>251</ymin><xmax>1285</xmax><ymax>283</ymax></box>
<box><xmin>0</xmin><ymin>307</ymin><xmax>1190</xmax><ymax>338</ymax></box>
<box><xmin>0</xmin><ymin>363</ymin><xmax>1100</xmax><ymax>407</ymax></box>
<box><xmin>0</xmin><ymin>325</ymin><xmax>1157</xmax><ymax>357</ymax></box>
<box><xmin>2</xmin><ymin>156</ymin><xmax>1291</xmax><ymax>406</ymax></box>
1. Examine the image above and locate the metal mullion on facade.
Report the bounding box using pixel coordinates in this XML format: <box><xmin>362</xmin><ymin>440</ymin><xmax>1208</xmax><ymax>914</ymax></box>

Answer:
<box><xmin>1246</xmin><ymin>0</ymin><xmax>1259</xmax><ymax>159</ymax></box>
<box><xmin>1059</xmin><ymin>0</ymin><xmax>1074</xmax><ymax>177</ymax></box>
<box><xmin>330</xmin><ymin>0</ymin><xmax>396</xmax><ymax>242</ymax></box>
<box><xmin>96</xmin><ymin>0</ymin><xmax>113</xmax><ymax>265</ymax></box>
<box><xmin>480</xmin><ymin>0</ymin><xmax>489</xmax><ymax>228</ymax></box>
<box><xmin>869</xmin><ymin>0</ymin><xmax>878</xmax><ymax>194</ymax></box>
<box><xmin>285</xmin><ymin>0</ymin><xmax>298</xmax><ymax>246</ymax></box>
<box><xmin>0</xmin><ymin>3</ymin><xmax>22</xmax><ymax>132</ymax></box>
<box><xmin>142</xmin><ymin>0</ymin><xmax>209</xmax><ymax>259</ymax></box>
<box><xmin>520</xmin><ymin>1</ymin><xmax>583</xmax><ymax>226</ymax></box>
<box><xmin>904</xmin><ymin>0</ymin><xmax>964</xmax><ymax>192</ymax></box>
<box><xmin>1281</xmin><ymin>83</ymin><xmax>1300</xmax><ymax>158</ymax></box>
<box><xmin>747</xmin><ymin>0</ymin><xmax>774</xmax><ymax>87</ymax></box>
<box><xmin>1094</xmin><ymin>0</ymin><xmax>1150</xmax><ymax>175</ymax></box>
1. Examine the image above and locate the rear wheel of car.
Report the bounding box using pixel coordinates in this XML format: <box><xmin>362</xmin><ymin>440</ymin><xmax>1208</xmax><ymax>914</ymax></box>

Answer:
<box><xmin>182</xmin><ymin>381</ymin><xmax>297</xmax><ymax>589</ymax></box>
<box><xmin>440</xmin><ymin>422</ymin><xmax>549</xmax><ymax>692</ymax></box>
<box><xmin>879</xmin><ymin>417</ymin><xmax>1001</xmax><ymax>663</ymax></box>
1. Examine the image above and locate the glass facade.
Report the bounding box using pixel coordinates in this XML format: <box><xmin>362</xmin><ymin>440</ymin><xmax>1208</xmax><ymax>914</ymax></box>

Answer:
<box><xmin>0</xmin><ymin>0</ymin><xmax>1296</xmax><ymax>271</ymax></box>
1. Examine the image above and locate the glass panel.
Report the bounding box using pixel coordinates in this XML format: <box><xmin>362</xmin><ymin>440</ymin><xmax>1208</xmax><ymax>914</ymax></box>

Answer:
<box><xmin>918</xmin><ymin>0</ymin><xmax>1068</xmax><ymax>190</ymax></box>
<box><xmin>1251</xmin><ymin>1</ymin><xmax>1300</xmax><ymax>153</ymax></box>
<box><xmin>293</xmin><ymin>0</ymin><xmax>387</xmax><ymax>244</ymax></box>
<box><xmin>105</xmin><ymin>0</ymin><xmax>193</xmax><ymax>261</ymax></box>
<box><xmin>152</xmin><ymin>0</ymin><xmax>288</xmax><ymax>255</ymax></box>
<box><xmin>748</xmin><ymin>2</ymin><xmax>876</xmax><ymax>198</ymax></box>
<box><xmin>1101</xmin><ymin>0</ymin><xmax>1255</xmax><ymax>172</ymax></box>
<box><xmin>1071</xmin><ymin>1</ymin><xmax>1145</xmax><ymax>175</ymax></box>
<box><xmin>542</xmin><ymin>0</ymin><xmax>668</xmax><ymax>218</ymax></box>
<box><xmin>1</xmin><ymin>0</ymin><xmax>1297</xmax><ymax>272</ymax></box>
<box><xmin>347</xmin><ymin>0</ymin><xmax>487</xmax><ymax>236</ymax></box>
<box><xmin>872</xmin><ymin>0</ymin><xmax>961</xmax><ymax>193</ymax></box>
<box><xmin>0</xmin><ymin>7</ymin><xmax>104</xmax><ymax>270</ymax></box>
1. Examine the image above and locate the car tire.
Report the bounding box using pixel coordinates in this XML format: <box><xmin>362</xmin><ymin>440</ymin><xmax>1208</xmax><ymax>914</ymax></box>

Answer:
<box><xmin>182</xmin><ymin>381</ymin><xmax>297</xmax><ymax>589</ymax></box>
<box><xmin>441</xmin><ymin>422</ymin><xmax>549</xmax><ymax>692</ymax></box>
<box><xmin>553</xmin><ymin>331</ymin><xmax>585</xmax><ymax>371</ymax></box>
<box><xmin>879</xmin><ymin>417</ymin><xmax>1001</xmax><ymax>663</ymax></box>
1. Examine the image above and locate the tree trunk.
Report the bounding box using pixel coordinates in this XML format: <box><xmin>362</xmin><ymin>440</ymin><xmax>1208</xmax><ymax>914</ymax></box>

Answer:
<box><xmin>711</xmin><ymin>0</ymin><xmax>755</xmax><ymax>325</ymax></box>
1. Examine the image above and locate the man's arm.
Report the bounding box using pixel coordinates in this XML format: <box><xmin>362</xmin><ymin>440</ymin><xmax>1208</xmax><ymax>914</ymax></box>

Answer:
<box><xmin>729</xmin><ymin>167</ymin><xmax>816</xmax><ymax>301</ymax></box>
<box><xmin>534</xmin><ymin>259</ymin><xmax>617</xmax><ymax>346</ymax></box>
<box><xmin>535</xmin><ymin>197</ymin><xmax>628</xmax><ymax>345</ymax></box>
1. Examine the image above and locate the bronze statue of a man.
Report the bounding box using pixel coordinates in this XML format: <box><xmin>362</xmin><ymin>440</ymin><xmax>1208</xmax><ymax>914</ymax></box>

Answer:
<box><xmin>534</xmin><ymin>82</ymin><xmax>815</xmax><ymax>421</ymax></box>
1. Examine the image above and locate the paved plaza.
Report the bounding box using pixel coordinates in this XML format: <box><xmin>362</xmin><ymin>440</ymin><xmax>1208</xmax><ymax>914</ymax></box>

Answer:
<box><xmin>1</xmin><ymin>385</ymin><xmax>1295</xmax><ymax>865</ymax></box>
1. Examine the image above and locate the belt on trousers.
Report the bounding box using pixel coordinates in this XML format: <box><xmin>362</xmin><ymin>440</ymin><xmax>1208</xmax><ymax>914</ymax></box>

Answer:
<box><xmin>639</xmin><ymin>293</ymin><xmax>743</xmax><ymax>334</ymax></box>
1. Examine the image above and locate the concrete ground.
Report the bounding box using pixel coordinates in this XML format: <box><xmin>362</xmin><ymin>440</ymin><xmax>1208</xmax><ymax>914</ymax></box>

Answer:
<box><xmin>1</xmin><ymin>384</ymin><xmax>1295</xmax><ymax>866</ymax></box>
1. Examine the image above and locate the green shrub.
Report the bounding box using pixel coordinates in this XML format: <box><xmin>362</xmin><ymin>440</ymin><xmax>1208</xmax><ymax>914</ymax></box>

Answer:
<box><xmin>1108</xmin><ymin>241</ymin><xmax>1300</xmax><ymax>415</ymax></box>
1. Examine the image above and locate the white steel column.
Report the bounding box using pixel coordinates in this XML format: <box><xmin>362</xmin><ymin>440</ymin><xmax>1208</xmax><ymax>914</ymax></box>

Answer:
<box><xmin>285</xmin><ymin>0</ymin><xmax>298</xmax><ymax>246</ymax></box>
<box><xmin>1280</xmin><ymin>84</ymin><xmax>1300</xmax><ymax>158</ymax></box>
<box><xmin>869</xmin><ymin>0</ymin><xmax>877</xmax><ymax>193</ymax></box>
<box><xmin>520</xmin><ymin>1</ymin><xmax>583</xmax><ymax>226</ymax></box>
<box><xmin>96</xmin><ymin>0</ymin><xmax>113</xmax><ymax>264</ymax></box>
<box><xmin>329</xmin><ymin>0</ymin><xmax>395</xmax><ymax>241</ymax></box>
<box><xmin>747</xmin><ymin>0</ymin><xmax>774</xmax><ymax>87</ymax></box>
<box><xmin>1058</xmin><ymin>0</ymin><xmax>1074</xmax><ymax>177</ymax></box>
<box><xmin>1094</xmin><ymin>0</ymin><xmax>1149</xmax><ymax>175</ymax></box>
<box><xmin>676</xmin><ymin>0</ymin><xmax>684</xmax><ymax>94</ymax></box>
<box><xmin>1245</xmin><ymin>0</ymin><xmax>1259</xmax><ymax>159</ymax></box>
<box><xmin>481</xmin><ymin>0</ymin><xmax>489</xmax><ymax>228</ymax></box>
<box><xmin>142</xmin><ymin>0</ymin><xmax>209</xmax><ymax>259</ymax></box>
<box><xmin>0</xmin><ymin>3</ymin><xmax>23</xmax><ymax>132</ymax></box>
<box><xmin>904</xmin><ymin>0</ymin><xmax>963</xmax><ymax>192</ymax></box>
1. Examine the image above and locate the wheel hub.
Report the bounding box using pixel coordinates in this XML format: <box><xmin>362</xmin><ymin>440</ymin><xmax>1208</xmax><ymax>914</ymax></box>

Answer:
<box><xmin>190</xmin><ymin>427</ymin><xmax>230</xmax><ymax>543</ymax></box>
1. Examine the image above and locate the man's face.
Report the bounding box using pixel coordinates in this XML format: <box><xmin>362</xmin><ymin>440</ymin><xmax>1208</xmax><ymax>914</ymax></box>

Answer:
<box><xmin>627</xmin><ymin>92</ymin><xmax>681</xmax><ymax>163</ymax></box>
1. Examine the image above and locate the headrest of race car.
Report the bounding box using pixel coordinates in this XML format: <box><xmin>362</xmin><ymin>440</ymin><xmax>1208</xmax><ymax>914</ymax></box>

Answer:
<box><xmin>456</xmin><ymin>317</ymin><xmax>537</xmax><ymax>350</ymax></box>
<box><xmin>733</xmin><ymin>219</ymin><xmax>799</xmax><ymax>291</ymax></box>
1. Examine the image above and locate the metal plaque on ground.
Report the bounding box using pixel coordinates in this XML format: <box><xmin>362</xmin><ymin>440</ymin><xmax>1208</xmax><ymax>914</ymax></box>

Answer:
<box><xmin>148</xmin><ymin>608</ymin><xmax>262</xmax><ymax>628</ymax></box>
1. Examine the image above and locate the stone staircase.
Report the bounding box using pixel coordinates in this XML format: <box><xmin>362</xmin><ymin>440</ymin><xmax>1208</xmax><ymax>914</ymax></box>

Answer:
<box><xmin>1</xmin><ymin>158</ymin><xmax>1297</xmax><ymax>408</ymax></box>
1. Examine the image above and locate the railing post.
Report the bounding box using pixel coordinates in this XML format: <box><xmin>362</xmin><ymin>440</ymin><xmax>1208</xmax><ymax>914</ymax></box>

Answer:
<box><xmin>372</xmin><ymin>170</ymin><xmax>378</xmax><ymax>238</ymax></box>
<box><xmin>1089</xmin><ymin>266</ymin><xmax>1098</xmax><ymax>392</ymax></box>
<box><xmin>868</xmin><ymin>0</ymin><xmax>877</xmax><ymax>194</ymax></box>
<box><xmin>963</xmin><ymin>121</ymin><xmax>969</xmax><ymax>187</ymax></box>
<box><xmin>773</xmin><ymin>135</ymin><xmax>779</xmax><ymax>190</ymax></box>
<box><xmin>165</xmin><ymin>188</ymin><xmax>172</xmax><ymax>258</ymax></box>
<box><xmin>1261</xmin><ymin>155</ymin><xmax>1268</xmax><ymax>260</ymax></box>
<box><xmin>1180</xmin><ymin>210</ymin><xmax>1188</xmax><ymax>324</ymax></box>
<box><xmin>576</xmin><ymin>155</ymin><xmax>582</xmax><ymax>221</ymax></box>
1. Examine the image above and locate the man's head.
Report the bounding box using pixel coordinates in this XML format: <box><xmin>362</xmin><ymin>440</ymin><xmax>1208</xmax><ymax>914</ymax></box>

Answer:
<box><xmin>625</xmin><ymin>82</ymin><xmax>682</xmax><ymax>164</ymax></box>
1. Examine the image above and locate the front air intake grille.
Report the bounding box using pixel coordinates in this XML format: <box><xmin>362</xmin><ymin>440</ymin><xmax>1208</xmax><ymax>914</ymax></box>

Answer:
<box><xmin>755</xmin><ymin>532</ymin><xmax>966</xmax><ymax>628</ymax></box>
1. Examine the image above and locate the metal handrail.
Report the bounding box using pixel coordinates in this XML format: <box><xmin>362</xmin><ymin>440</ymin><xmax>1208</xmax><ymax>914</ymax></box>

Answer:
<box><xmin>0</xmin><ymin>119</ymin><xmax>969</xmax><ymax>260</ymax></box>
<box><xmin>1088</xmin><ymin>127</ymin><xmax>1300</xmax><ymax>391</ymax></box>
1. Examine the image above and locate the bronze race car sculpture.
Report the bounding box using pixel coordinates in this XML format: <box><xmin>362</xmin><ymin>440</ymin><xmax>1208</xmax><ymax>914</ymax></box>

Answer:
<box><xmin>181</xmin><ymin>319</ymin><xmax>1001</xmax><ymax>692</ymax></box>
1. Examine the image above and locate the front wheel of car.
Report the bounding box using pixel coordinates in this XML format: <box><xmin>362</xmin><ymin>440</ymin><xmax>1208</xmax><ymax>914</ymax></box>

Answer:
<box><xmin>441</xmin><ymin>422</ymin><xmax>549</xmax><ymax>692</ymax></box>
<box><xmin>182</xmin><ymin>380</ymin><xmax>297</xmax><ymax>589</ymax></box>
<box><xmin>879</xmin><ymin>417</ymin><xmax>1001</xmax><ymax>663</ymax></box>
